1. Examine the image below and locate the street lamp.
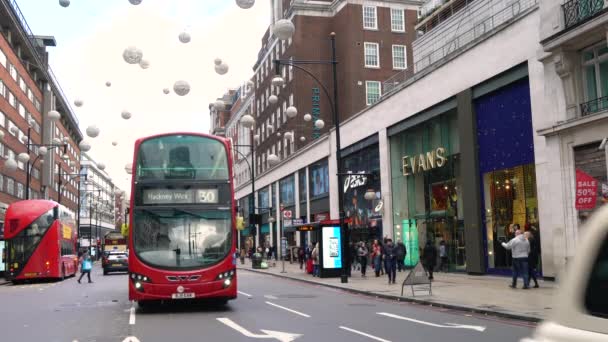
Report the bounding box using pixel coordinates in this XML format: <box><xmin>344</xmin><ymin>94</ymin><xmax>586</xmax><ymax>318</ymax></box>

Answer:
<box><xmin>273</xmin><ymin>32</ymin><xmax>349</xmax><ymax>283</ymax></box>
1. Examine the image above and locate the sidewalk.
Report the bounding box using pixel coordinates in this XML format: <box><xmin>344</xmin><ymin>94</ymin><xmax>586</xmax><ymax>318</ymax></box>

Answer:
<box><xmin>238</xmin><ymin>259</ymin><xmax>556</xmax><ymax>322</ymax></box>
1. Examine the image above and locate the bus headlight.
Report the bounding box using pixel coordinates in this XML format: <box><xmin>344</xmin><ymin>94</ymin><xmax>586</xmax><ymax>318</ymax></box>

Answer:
<box><xmin>135</xmin><ymin>282</ymin><xmax>142</xmax><ymax>289</ymax></box>
<box><xmin>216</xmin><ymin>269</ymin><xmax>236</xmax><ymax>281</ymax></box>
<box><xmin>223</xmin><ymin>278</ymin><xmax>231</xmax><ymax>288</ymax></box>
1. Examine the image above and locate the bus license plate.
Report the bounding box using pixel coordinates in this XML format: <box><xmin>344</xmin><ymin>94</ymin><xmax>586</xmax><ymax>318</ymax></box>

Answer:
<box><xmin>172</xmin><ymin>293</ymin><xmax>195</xmax><ymax>299</ymax></box>
<box><xmin>112</xmin><ymin>264</ymin><xmax>123</xmax><ymax>267</ymax></box>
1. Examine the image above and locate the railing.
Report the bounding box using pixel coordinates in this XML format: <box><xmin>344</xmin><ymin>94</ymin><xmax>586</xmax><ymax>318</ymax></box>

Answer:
<box><xmin>6</xmin><ymin>0</ymin><xmax>79</xmax><ymax>125</ymax></box>
<box><xmin>580</xmin><ymin>95</ymin><xmax>608</xmax><ymax>116</ymax></box>
<box><xmin>414</xmin><ymin>0</ymin><xmax>538</xmax><ymax>72</ymax></box>
<box><xmin>563</xmin><ymin>0</ymin><xmax>606</xmax><ymax>29</ymax></box>
<box><xmin>382</xmin><ymin>69</ymin><xmax>410</xmax><ymax>95</ymax></box>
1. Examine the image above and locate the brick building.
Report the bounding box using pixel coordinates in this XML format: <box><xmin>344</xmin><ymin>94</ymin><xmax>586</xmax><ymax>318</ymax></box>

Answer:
<box><xmin>0</xmin><ymin>0</ymin><xmax>82</xmax><ymax>226</ymax></box>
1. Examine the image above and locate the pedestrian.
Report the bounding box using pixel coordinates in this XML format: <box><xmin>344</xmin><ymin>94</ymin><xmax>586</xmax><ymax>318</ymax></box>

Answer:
<box><xmin>383</xmin><ymin>239</ymin><xmax>397</xmax><ymax>284</ymax></box>
<box><xmin>350</xmin><ymin>242</ymin><xmax>359</xmax><ymax>271</ymax></box>
<box><xmin>395</xmin><ymin>239</ymin><xmax>406</xmax><ymax>272</ymax></box>
<box><xmin>265</xmin><ymin>246</ymin><xmax>271</xmax><ymax>261</ymax></box>
<box><xmin>439</xmin><ymin>240</ymin><xmax>448</xmax><ymax>272</ymax></box>
<box><xmin>525</xmin><ymin>231</ymin><xmax>540</xmax><ymax>288</ymax></box>
<box><xmin>372</xmin><ymin>239</ymin><xmax>383</xmax><ymax>277</ymax></box>
<box><xmin>501</xmin><ymin>228</ymin><xmax>531</xmax><ymax>289</ymax></box>
<box><xmin>311</xmin><ymin>243</ymin><xmax>320</xmax><ymax>277</ymax></box>
<box><xmin>240</xmin><ymin>248</ymin><xmax>246</xmax><ymax>265</ymax></box>
<box><xmin>77</xmin><ymin>252</ymin><xmax>93</xmax><ymax>284</ymax></box>
<box><xmin>422</xmin><ymin>241</ymin><xmax>437</xmax><ymax>281</ymax></box>
<box><xmin>357</xmin><ymin>241</ymin><xmax>368</xmax><ymax>277</ymax></box>
<box><xmin>298</xmin><ymin>246</ymin><xmax>305</xmax><ymax>270</ymax></box>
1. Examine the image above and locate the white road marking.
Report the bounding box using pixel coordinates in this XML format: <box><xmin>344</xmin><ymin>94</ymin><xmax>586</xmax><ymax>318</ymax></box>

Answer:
<box><xmin>264</xmin><ymin>294</ymin><xmax>279</xmax><ymax>300</ymax></box>
<box><xmin>129</xmin><ymin>306</ymin><xmax>136</xmax><ymax>325</ymax></box>
<box><xmin>265</xmin><ymin>301</ymin><xmax>311</xmax><ymax>318</ymax></box>
<box><xmin>339</xmin><ymin>326</ymin><xmax>391</xmax><ymax>342</ymax></box>
<box><xmin>377</xmin><ymin>312</ymin><xmax>486</xmax><ymax>332</ymax></box>
<box><xmin>217</xmin><ymin>317</ymin><xmax>302</xmax><ymax>341</ymax></box>
<box><xmin>122</xmin><ymin>337</ymin><xmax>141</xmax><ymax>342</ymax></box>
<box><xmin>238</xmin><ymin>290</ymin><xmax>253</xmax><ymax>297</ymax></box>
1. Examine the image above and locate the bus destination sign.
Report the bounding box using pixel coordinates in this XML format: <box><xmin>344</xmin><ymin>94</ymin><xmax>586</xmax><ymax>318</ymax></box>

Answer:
<box><xmin>143</xmin><ymin>189</ymin><xmax>219</xmax><ymax>204</ymax></box>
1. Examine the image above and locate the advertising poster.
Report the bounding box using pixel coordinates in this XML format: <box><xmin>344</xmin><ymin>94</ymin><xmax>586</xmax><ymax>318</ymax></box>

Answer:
<box><xmin>575</xmin><ymin>169</ymin><xmax>598</xmax><ymax>210</ymax></box>
<box><xmin>311</xmin><ymin>164</ymin><xmax>329</xmax><ymax>197</ymax></box>
<box><xmin>402</xmin><ymin>219</ymin><xmax>419</xmax><ymax>267</ymax></box>
<box><xmin>322</xmin><ymin>226</ymin><xmax>342</xmax><ymax>269</ymax></box>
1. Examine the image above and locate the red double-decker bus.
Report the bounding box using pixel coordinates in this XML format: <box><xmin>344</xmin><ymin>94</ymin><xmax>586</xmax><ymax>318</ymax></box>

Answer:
<box><xmin>128</xmin><ymin>133</ymin><xmax>237</xmax><ymax>306</ymax></box>
<box><xmin>4</xmin><ymin>200</ymin><xmax>78</xmax><ymax>283</ymax></box>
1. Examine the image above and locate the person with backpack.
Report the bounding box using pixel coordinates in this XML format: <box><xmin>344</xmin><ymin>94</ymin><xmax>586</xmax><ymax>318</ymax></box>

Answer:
<box><xmin>77</xmin><ymin>252</ymin><xmax>93</xmax><ymax>284</ymax></box>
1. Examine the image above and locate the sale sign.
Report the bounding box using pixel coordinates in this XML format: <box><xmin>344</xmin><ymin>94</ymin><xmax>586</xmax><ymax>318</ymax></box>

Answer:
<box><xmin>575</xmin><ymin>169</ymin><xmax>598</xmax><ymax>210</ymax></box>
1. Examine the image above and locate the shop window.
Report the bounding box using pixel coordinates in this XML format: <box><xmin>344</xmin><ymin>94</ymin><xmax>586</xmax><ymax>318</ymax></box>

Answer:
<box><xmin>574</xmin><ymin>142</ymin><xmax>608</xmax><ymax>224</ymax></box>
<box><xmin>280</xmin><ymin>175</ymin><xmax>295</xmax><ymax>206</ymax></box>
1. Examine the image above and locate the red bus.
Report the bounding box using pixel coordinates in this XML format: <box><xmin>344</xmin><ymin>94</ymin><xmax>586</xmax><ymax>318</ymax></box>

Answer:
<box><xmin>128</xmin><ymin>133</ymin><xmax>237</xmax><ymax>306</ymax></box>
<box><xmin>4</xmin><ymin>200</ymin><xmax>78</xmax><ymax>283</ymax></box>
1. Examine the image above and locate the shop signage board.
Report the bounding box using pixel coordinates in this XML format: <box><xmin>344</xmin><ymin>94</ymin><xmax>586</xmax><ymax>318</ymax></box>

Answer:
<box><xmin>575</xmin><ymin>169</ymin><xmax>598</xmax><ymax>210</ymax></box>
<box><xmin>283</xmin><ymin>210</ymin><xmax>292</xmax><ymax>219</ymax></box>
<box><xmin>402</xmin><ymin>147</ymin><xmax>447</xmax><ymax>176</ymax></box>
<box><xmin>343</xmin><ymin>172</ymin><xmax>368</xmax><ymax>193</ymax></box>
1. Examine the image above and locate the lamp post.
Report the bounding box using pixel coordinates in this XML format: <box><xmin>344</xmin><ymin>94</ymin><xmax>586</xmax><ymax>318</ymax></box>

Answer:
<box><xmin>273</xmin><ymin>32</ymin><xmax>349</xmax><ymax>283</ymax></box>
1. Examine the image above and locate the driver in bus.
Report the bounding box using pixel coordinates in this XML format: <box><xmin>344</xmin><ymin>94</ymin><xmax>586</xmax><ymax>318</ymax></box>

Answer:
<box><xmin>165</xmin><ymin>146</ymin><xmax>195</xmax><ymax>179</ymax></box>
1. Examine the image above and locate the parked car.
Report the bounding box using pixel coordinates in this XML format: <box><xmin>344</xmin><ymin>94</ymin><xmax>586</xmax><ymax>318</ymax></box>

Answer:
<box><xmin>102</xmin><ymin>251</ymin><xmax>128</xmax><ymax>275</ymax></box>
<box><xmin>521</xmin><ymin>205</ymin><xmax>608</xmax><ymax>341</ymax></box>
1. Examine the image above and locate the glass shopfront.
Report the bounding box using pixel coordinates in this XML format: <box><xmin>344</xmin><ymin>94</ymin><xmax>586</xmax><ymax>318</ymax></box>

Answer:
<box><xmin>341</xmin><ymin>144</ymin><xmax>382</xmax><ymax>244</ymax></box>
<box><xmin>476</xmin><ymin>77</ymin><xmax>540</xmax><ymax>273</ymax></box>
<box><xmin>280</xmin><ymin>175</ymin><xmax>296</xmax><ymax>246</ymax></box>
<box><xmin>390</xmin><ymin>111</ymin><xmax>466</xmax><ymax>271</ymax></box>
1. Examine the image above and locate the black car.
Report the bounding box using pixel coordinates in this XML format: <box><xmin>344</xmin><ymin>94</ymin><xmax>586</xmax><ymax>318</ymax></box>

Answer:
<box><xmin>102</xmin><ymin>251</ymin><xmax>128</xmax><ymax>275</ymax></box>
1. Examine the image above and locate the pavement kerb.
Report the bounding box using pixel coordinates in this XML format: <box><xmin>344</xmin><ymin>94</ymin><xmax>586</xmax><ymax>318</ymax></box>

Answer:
<box><xmin>240</xmin><ymin>267</ymin><xmax>543</xmax><ymax>324</ymax></box>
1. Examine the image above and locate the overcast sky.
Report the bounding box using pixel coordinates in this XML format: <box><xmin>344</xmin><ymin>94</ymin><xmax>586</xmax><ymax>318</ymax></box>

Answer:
<box><xmin>16</xmin><ymin>0</ymin><xmax>270</xmax><ymax>192</ymax></box>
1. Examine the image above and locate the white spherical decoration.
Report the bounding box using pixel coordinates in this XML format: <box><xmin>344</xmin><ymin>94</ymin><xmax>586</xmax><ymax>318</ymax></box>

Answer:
<box><xmin>286</xmin><ymin>106</ymin><xmax>298</xmax><ymax>119</ymax></box>
<box><xmin>48</xmin><ymin>110</ymin><xmax>61</xmax><ymax>122</ymax></box>
<box><xmin>17</xmin><ymin>153</ymin><xmax>30</xmax><ymax>163</ymax></box>
<box><xmin>277</xmin><ymin>132</ymin><xmax>282</xmax><ymax>137</ymax></box>
<box><xmin>97</xmin><ymin>162</ymin><xmax>106</xmax><ymax>171</ymax></box>
<box><xmin>112</xmin><ymin>141</ymin><xmax>118</xmax><ymax>146</ymax></box>
<box><xmin>213</xmin><ymin>100</ymin><xmax>226</xmax><ymax>111</ymax></box>
<box><xmin>74</xmin><ymin>99</ymin><xmax>83</xmax><ymax>107</ymax></box>
<box><xmin>163</xmin><ymin>88</ymin><xmax>170</xmax><ymax>95</ymax></box>
<box><xmin>38</xmin><ymin>146</ymin><xmax>48</xmax><ymax>156</ymax></box>
<box><xmin>52</xmin><ymin>137</ymin><xmax>62</xmax><ymax>145</ymax></box>
<box><xmin>253</xmin><ymin>134</ymin><xmax>260</xmax><ymax>141</ymax></box>
<box><xmin>0</xmin><ymin>130</ymin><xmax>4</xmax><ymax>141</ymax></box>
<box><xmin>215</xmin><ymin>62</ymin><xmax>229</xmax><ymax>75</ymax></box>
<box><xmin>272</xmin><ymin>19</ymin><xmax>295</xmax><ymax>40</ymax></box>
<box><xmin>235</xmin><ymin>0</ymin><xmax>255</xmax><ymax>9</ymax></box>
<box><xmin>121</xmin><ymin>110</ymin><xmax>132</xmax><ymax>120</ymax></box>
<box><xmin>79</xmin><ymin>140</ymin><xmax>92</xmax><ymax>152</ymax></box>
<box><xmin>106</xmin><ymin>81</ymin><xmax>112</xmax><ymax>87</ymax></box>
<box><xmin>240</xmin><ymin>114</ymin><xmax>255</xmax><ymax>128</ymax></box>
<box><xmin>20</xmin><ymin>135</ymin><xmax>28</xmax><ymax>144</ymax></box>
<box><xmin>314</xmin><ymin>119</ymin><xmax>325</xmax><ymax>129</ymax></box>
<box><xmin>214</xmin><ymin>58</ymin><xmax>222</xmax><ymax>66</ymax></box>
<box><xmin>4</xmin><ymin>158</ymin><xmax>17</xmax><ymax>172</ymax></box>
<box><xmin>268</xmin><ymin>95</ymin><xmax>278</xmax><ymax>105</ymax></box>
<box><xmin>267</xmin><ymin>154</ymin><xmax>280</xmax><ymax>166</ymax></box>
<box><xmin>300</xmin><ymin>136</ymin><xmax>306</xmax><ymax>142</ymax></box>
<box><xmin>125</xmin><ymin>163</ymin><xmax>133</xmax><ymax>174</ymax></box>
<box><xmin>86</xmin><ymin>125</ymin><xmax>100</xmax><ymax>138</ymax></box>
<box><xmin>271</xmin><ymin>76</ymin><xmax>285</xmax><ymax>87</ymax></box>
<box><xmin>128</xmin><ymin>0</ymin><xmax>142</xmax><ymax>5</ymax></box>
<box><xmin>122</xmin><ymin>46</ymin><xmax>143</xmax><ymax>64</ymax></box>
<box><xmin>59</xmin><ymin>0</ymin><xmax>70</xmax><ymax>8</ymax></box>
<box><xmin>139</xmin><ymin>59</ymin><xmax>150</xmax><ymax>69</ymax></box>
<box><xmin>9</xmin><ymin>126</ymin><xmax>18</xmax><ymax>135</ymax></box>
<box><xmin>303</xmin><ymin>113</ymin><xmax>312</xmax><ymax>122</ymax></box>
<box><xmin>173</xmin><ymin>80</ymin><xmax>191</xmax><ymax>96</ymax></box>
<box><xmin>284</xmin><ymin>132</ymin><xmax>293</xmax><ymax>140</ymax></box>
<box><xmin>179</xmin><ymin>32</ymin><xmax>191</xmax><ymax>43</ymax></box>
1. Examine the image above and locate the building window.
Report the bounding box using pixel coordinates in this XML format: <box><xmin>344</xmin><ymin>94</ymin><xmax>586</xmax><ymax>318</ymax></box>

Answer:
<box><xmin>8</xmin><ymin>91</ymin><xmax>16</xmax><ymax>108</ymax></box>
<box><xmin>363</xmin><ymin>6</ymin><xmax>378</xmax><ymax>30</ymax></box>
<box><xmin>392</xmin><ymin>45</ymin><xmax>407</xmax><ymax>70</ymax></box>
<box><xmin>9</xmin><ymin>64</ymin><xmax>17</xmax><ymax>80</ymax></box>
<box><xmin>366</xmin><ymin>81</ymin><xmax>382</xmax><ymax>105</ymax></box>
<box><xmin>6</xmin><ymin>177</ymin><xmax>14</xmax><ymax>195</ymax></box>
<box><xmin>17</xmin><ymin>183</ymin><xmax>24</xmax><ymax>199</ymax></box>
<box><xmin>18</xmin><ymin>103</ymin><xmax>25</xmax><ymax>118</ymax></box>
<box><xmin>0</xmin><ymin>174</ymin><xmax>3</xmax><ymax>192</ymax></box>
<box><xmin>391</xmin><ymin>8</ymin><xmax>405</xmax><ymax>32</ymax></box>
<box><xmin>582</xmin><ymin>42</ymin><xmax>608</xmax><ymax>115</ymax></box>
<box><xmin>0</xmin><ymin>80</ymin><xmax>5</xmax><ymax>98</ymax></box>
<box><xmin>364</xmin><ymin>42</ymin><xmax>380</xmax><ymax>68</ymax></box>
<box><xmin>34</xmin><ymin>98</ymin><xmax>41</xmax><ymax>111</ymax></box>
<box><xmin>0</xmin><ymin>49</ymin><xmax>6</xmax><ymax>68</ymax></box>
<box><xmin>0</xmin><ymin>110</ymin><xmax>5</xmax><ymax>127</ymax></box>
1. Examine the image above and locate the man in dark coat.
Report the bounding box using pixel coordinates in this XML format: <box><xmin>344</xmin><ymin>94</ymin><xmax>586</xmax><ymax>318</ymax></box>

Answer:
<box><xmin>525</xmin><ymin>231</ymin><xmax>540</xmax><ymax>288</ymax></box>
<box><xmin>395</xmin><ymin>240</ymin><xmax>407</xmax><ymax>272</ymax></box>
<box><xmin>422</xmin><ymin>241</ymin><xmax>437</xmax><ymax>280</ymax></box>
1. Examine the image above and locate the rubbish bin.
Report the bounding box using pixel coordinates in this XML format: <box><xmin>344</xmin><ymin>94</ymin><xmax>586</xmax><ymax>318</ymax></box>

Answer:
<box><xmin>252</xmin><ymin>253</ymin><xmax>263</xmax><ymax>269</ymax></box>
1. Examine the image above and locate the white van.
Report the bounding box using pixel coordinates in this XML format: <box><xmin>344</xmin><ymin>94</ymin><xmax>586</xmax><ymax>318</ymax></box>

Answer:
<box><xmin>522</xmin><ymin>205</ymin><xmax>608</xmax><ymax>341</ymax></box>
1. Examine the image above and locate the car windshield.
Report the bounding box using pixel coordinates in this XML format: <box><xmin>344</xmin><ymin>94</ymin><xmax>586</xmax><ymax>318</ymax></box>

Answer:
<box><xmin>133</xmin><ymin>208</ymin><xmax>232</xmax><ymax>270</ymax></box>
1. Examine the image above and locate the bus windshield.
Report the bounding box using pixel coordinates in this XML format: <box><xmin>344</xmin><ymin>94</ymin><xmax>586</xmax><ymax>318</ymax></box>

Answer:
<box><xmin>7</xmin><ymin>208</ymin><xmax>55</xmax><ymax>271</ymax></box>
<box><xmin>136</xmin><ymin>135</ymin><xmax>229</xmax><ymax>181</ymax></box>
<box><xmin>133</xmin><ymin>208</ymin><xmax>232</xmax><ymax>270</ymax></box>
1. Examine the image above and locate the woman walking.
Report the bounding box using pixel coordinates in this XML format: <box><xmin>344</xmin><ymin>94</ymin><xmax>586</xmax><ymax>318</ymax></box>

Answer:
<box><xmin>357</xmin><ymin>241</ymin><xmax>369</xmax><ymax>277</ymax></box>
<box><xmin>77</xmin><ymin>252</ymin><xmax>93</xmax><ymax>284</ymax></box>
<box><xmin>372</xmin><ymin>240</ymin><xmax>383</xmax><ymax>277</ymax></box>
<box><xmin>312</xmin><ymin>243</ymin><xmax>320</xmax><ymax>277</ymax></box>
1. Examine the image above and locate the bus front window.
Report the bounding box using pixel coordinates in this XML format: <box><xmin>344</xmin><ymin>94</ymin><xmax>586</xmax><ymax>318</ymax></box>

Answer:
<box><xmin>133</xmin><ymin>209</ymin><xmax>232</xmax><ymax>270</ymax></box>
